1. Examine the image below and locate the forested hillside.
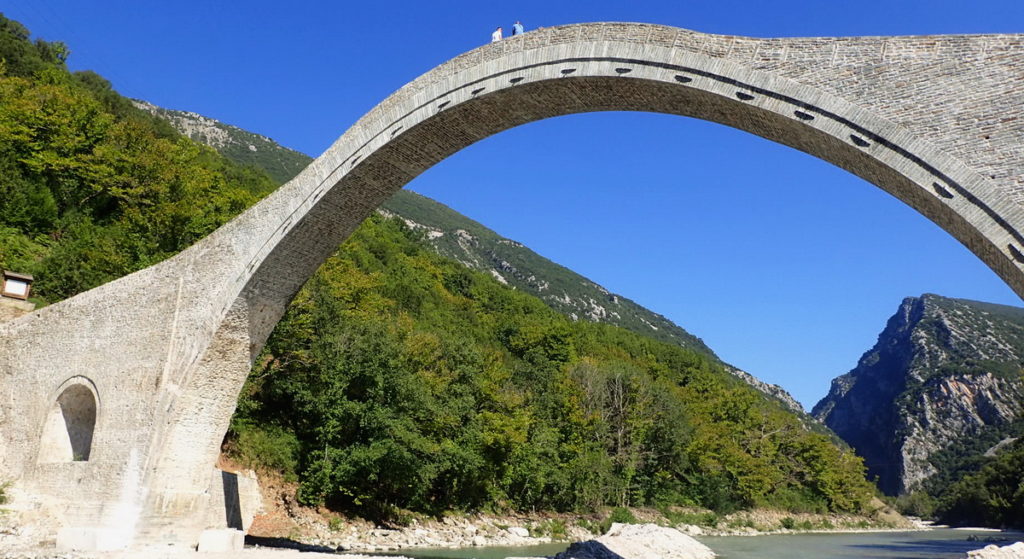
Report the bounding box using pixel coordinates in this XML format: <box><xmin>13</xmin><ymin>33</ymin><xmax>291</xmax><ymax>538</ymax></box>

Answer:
<box><xmin>0</xmin><ymin>13</ymin><xmax>876</xmax><ymax>523</ymax></box>
<box><xmin>231</xmin><ymin>213</ymin><xmax>875</xmax><ymax>520</ymax></box>
<box><xmin>0</xmin><ymin>14</ymin><xmax>276</xmax><ymax>304</ymax></box>
<box><xmin>936</xmin><ymin>438</ymin><xmax>1024</xmax><ymax>528</ymax></box>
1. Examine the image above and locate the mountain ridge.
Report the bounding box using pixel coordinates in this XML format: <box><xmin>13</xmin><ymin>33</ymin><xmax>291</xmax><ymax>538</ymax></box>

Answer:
<box><xmin>813</xmin><ymin>293</ymin><xmax>1024</xmax><ymax>495</ymax></box>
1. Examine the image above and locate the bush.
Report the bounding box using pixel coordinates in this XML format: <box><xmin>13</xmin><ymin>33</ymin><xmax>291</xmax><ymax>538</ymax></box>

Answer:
<box><xmin>728</xmin><ymin>516</ymin><xmax>755</xmax><ymax>529</ymax></box>
<box><xmin>532</xmin><ymin>518</ymin><xmax>568</xmax><ymax>540</ymax></box>
<box><xmin>578</xmin><ymin>517</ymin><xmax>602</xmax><ymax>535</ymax></box>
<box><xmin>659</xmin><ymin>507</ymin><xmax>718</xmax><ymax>527</ymax></box>
<box><xmin>600</xmin><ymin>507</ymin><xmax>639</xmax><ymax>533</ymax></box>
<box><xmin>609</xmin><ymin>507</ymin><xmax>638</xmax><ymax>524</ymax></box>
<box><xmin>228</xmin><ymin>425</ymin><xmax>300</xmax><ymax>480</ymax></box>
<box><xmin>765</xmin><ymin>486</ymin><xmax>829</xmax><ymax>515</ymax></box>
<box><xmin>780</xmin><ymin>517</ymin><xmax>796</xmax><ymax>530</ymax></box>
<box><xmin>894</xmin><ymin>491</ymin><xmax>937</xmax><ymax>519</ymax></box>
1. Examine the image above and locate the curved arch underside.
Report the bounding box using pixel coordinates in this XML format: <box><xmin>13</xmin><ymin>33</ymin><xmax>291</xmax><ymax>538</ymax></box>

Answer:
<box><xmin>1</xmin><ymin>22</ymin><xmax>1022</xmax><ymax>549</ymax></box>
<box><xmin>240</xmin><ymin>26</ymin><xmax>1024</xmax><ymax>353</ymax></box>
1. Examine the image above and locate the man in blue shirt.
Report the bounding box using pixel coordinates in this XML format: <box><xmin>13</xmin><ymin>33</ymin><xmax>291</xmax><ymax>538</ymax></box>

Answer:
<box><xmin>512</xmin><ymin>21</ymin><xmax>524</xmax><ymax>36</ymax></box>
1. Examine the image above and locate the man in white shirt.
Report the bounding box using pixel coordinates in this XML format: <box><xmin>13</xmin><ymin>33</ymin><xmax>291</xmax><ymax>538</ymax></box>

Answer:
<box><xmin>491</xmin><ymin>27</ymin><xmax>503</xmax><ymax>42</ymax></box>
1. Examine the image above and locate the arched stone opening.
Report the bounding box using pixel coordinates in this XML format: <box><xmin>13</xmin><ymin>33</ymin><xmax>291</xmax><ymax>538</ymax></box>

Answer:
<box><xmin>38</xmin><ymin>378</ymin><xmax>98</xmax><ymax>463</ymax></box>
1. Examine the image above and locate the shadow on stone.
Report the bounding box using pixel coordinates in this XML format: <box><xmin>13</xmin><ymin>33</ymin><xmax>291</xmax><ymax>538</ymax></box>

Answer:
<box><xmin>222</xmin><ymin>470</ymin><xmax>244</xmax><ymax>530</ymax></box>
<box><xmin>553</xmin><ymin>540</ymin><xmax>625</xmax><ymax>559</ymax></box>
<box><xmin>245</xmin><ymin>535</ymin><xmax>339</xmax><ymax>553</ymax></box>
<box><xmin>553</xmin><ymin>523</ymin><xmax>715</xmax><ymax>559</ymax></box>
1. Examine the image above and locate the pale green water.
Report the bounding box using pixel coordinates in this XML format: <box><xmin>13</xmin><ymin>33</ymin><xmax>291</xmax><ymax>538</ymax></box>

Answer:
<box><xmin>698</xmin><ymin>529</ymin><xmax>1022</xmax><ymax>558</ymax></box>
<box><xmin>385</xmin><ymin>529</ymin><xmax>1023</xmax><ymax>559</ymax></box>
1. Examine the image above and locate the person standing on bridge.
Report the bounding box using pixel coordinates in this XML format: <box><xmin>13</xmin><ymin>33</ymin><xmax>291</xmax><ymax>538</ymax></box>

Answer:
<box><xmin>512</xmin><ymin>21</ymin><xmax>524</xmax><ymax>36</ymax></box>
<box><xmin>491</xmin><ymin>26</ymin><xmax>503</xmax><ymax>42</ymax></box>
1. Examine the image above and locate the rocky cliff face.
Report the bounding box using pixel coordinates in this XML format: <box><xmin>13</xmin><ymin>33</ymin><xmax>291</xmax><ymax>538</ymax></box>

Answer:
<box><xmin>813</xmin><ymin>294</ymin><xmax>1024</xmax><ymax>495</ymax></box>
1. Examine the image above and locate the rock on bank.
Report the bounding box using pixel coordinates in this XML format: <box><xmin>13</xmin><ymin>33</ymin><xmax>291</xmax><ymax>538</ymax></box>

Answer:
<box><xmin>553</xmin><ymin>523</ymin><xmax>715</xmax><ymax>559</ymax></box>
<box><xmin>968</xmin><ymin>541</ymin><xmax>1024</xmax><ymax>558</ymax></box>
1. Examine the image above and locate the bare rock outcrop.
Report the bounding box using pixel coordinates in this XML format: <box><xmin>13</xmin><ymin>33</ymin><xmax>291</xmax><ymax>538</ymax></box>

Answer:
<box><xmin>813</xmin><ymin>294</ymin><xmax>1024</xmax><ymax>495</ymax></box>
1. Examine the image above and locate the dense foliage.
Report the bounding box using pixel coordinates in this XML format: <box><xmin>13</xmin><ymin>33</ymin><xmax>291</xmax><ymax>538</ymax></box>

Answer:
<box><xmin>901</xmin><ymin>402</ymin><xmax>1024</xmax><ymax>529</ymax></box>
<box><xmin>935</xmin><ymin>438</ymin><xmax>1024</xmax><ymax>528</ymax></box>
<box><xmin>0</xmin><ymin>14</ymin><xmax>275</xmax><ymax>303</ymax></box>
<box><xmin>231</xmin><ymin>214</ymin><xmax>874</xmax><ymax>521</ymax></box>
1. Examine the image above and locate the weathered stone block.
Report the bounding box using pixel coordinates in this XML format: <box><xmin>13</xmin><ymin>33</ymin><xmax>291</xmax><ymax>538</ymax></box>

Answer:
<box><xmin>196</xmin><ymin>528</ymin><xmax>245</xmax><ymax>552</ymax></box>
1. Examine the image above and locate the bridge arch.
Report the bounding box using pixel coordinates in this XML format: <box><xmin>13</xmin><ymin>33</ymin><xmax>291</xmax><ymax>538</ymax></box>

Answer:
<box><xmin>1</xmin><ymin>23</ymin><xmax>1022</xmax><ymax>550</ymax></box>
<box><xmin>233</xmin><ymin>26</ymin><xmax>1024</xmax><ymax>352</ymax></box>
<box><xmin>145</xmin><ymin>24</ymin><xmax>1024</xmax><ymax>542</ymax></box>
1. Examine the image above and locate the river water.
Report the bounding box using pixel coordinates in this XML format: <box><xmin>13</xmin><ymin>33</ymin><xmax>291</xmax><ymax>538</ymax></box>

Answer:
<box><xmin>387</xmin><ymin>529</ymin><xmax>1023</xmax><ymax>559</ymax></box>
<box><xmin>697</xmin><ymin>529</ymin><xmax>1022</xmax><ymax>558</ymax></box>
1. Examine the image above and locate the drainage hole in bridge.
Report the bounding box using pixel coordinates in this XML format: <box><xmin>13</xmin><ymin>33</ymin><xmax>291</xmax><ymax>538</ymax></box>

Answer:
<box><xmin>615</xmin><ymin>67</ymin><xmax>632</xmax><ymax>74</ymax></box>
<box><xmin>850</xmin><ymin>135</ymin><xmax>871</xmax><ymax>148</ymax></box>
<box><xmin>560</xmin><ymin>68</ymin><xmax>577</xmax><ymax>75</ymax></box>
<box><xmin>735</xmin><ymin>91</ymin><xmax>755</xmax><ymax>101</ymax></box>
<box><xmin>471</xmin><ymin>87</ymin><xmax>486</xmax><ymax>95</ymax></box>
<box><xmin>674</xmin><ymin>75</ymin><xmax>693</xmax><ymax>83</ymax></box>
<box><xmin>390</xmin><ymin>126</ymin><xmax>403</xmax><ymax>137</ymax></box>
<box><xmin>932</xmin><ymin>182</ymin><xmax>954</xmax><ymax>199</ymax></box>
<box><xmin>509</xmin><ymin>77</ymin><xmax>524</xmax><ymax>84</ymax></box>
<box><xmin>350</xmin><ymin>155</ymin><xmax>361</xmax><ymax>167</ymax></box>
<box><xmin>1010</xmin><ymin>245</ymin><xmax>1024</xmax><ymax>263</ymax></box>
<box><xmin>794</xmin><ymin>110</ymin><xmax>815</xmax><ymax>121</ymax></box>
<box><xmin>437</xmin><ymin>100</ymin><xmax>451</xmax><ymax>110</ymax></box>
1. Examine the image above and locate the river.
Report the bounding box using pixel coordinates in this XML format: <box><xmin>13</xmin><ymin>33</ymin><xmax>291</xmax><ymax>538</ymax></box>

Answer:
<box><xmin>386</xmin><ymin>529</ymin><xmax>1023</xmax><ymax>559</ymax></box>
<box><xmin>697</xmin><ymin>529</ymin><xmax>1022</xmax><ymax>558</ymax></box>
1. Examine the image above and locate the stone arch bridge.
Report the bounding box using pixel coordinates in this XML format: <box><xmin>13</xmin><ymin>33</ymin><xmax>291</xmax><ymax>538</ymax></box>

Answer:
<box><xmin>1</xmin><ymin>22</ymin><xmax>1022</xmax><ymax>550</ymax></box>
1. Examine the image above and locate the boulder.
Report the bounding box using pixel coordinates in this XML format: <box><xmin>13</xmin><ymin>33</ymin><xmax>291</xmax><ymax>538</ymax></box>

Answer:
<box><xmin>554</xmin><ymin>523</ymin><xmax>715</xmax><ymax>559</ymax></box>
<box><xmin>679</xmin><ymin>524</ymin><xmax>704</xmax><ymax>537</ymax></box>
<box><xmin>968</xmin><ymin>542</ymin><xmax>1024</xmax><ymax>558</ymax></box>
<box><xmin>508</xmin><ymin>526</ymin><xmax>531</xmax><ymax>538</ymax></box>
<box><xmin>196</xmin><ymin>528</ymin><xmax>245</xmax><ymax>552</ymax></box>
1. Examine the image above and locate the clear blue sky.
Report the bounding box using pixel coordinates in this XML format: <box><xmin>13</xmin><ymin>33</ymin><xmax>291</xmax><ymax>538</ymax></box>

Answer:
<box><xmin>5</xmin><ymin>1</ymin><xmax>1023</xmax><ymax>409</ymax></box>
